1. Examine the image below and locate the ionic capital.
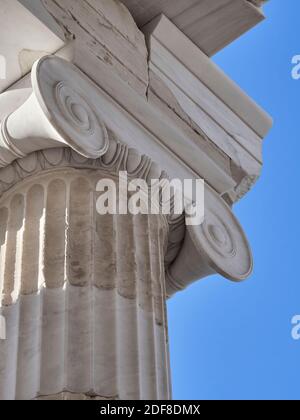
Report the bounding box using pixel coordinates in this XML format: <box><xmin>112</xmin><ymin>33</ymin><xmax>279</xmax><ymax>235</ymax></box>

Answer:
<box><xmin>0</xmin><ymin>56</ymin><xmax>109</xmax><ymax>167</ymax></box>
<box><xmin>166</xmin><ymin>187</ymin><xmax>253</xmax><ymax>297</ymax></box>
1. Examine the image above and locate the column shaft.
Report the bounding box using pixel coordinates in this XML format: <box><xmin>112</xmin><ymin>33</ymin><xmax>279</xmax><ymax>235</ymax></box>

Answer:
<box><xmin>0</xmin><ymin>169</ymin><xmax>170</xmax><ymax>400</ymax></box>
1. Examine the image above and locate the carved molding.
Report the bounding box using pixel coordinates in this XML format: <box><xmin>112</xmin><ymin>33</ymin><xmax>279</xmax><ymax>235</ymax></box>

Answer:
<box><xmin>0</xmin><ymin>141</ymin><xmax>185</xmax><ymax>271</ymax></box>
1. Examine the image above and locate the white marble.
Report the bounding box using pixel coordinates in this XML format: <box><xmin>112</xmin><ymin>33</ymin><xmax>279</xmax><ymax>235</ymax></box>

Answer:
<box><xmin>0</xmin><ymin>286</ymin><xmax>170</xmax><ymax>400</ymax></box>
<box><xmin>23</xmin><ymin>0</ymin><xmax>266</xmax><ymax>57</ymax></box>
<box><xmin>0</xmin><ymin>56</ymin><xmax>109</xmax><ymax>167</ymax></box>
<box><xmin>0</xmin><ymin>0</ymin><xmax>64</xmax><ymax>94</ymax></box>
<box><xmin>19</xmin><ymin>0</ymin><xmax>149</xmax><ymax>96</ymax></box>
<box><xmin>144</xmin><ymin>14</ymin><xmax>272</xmax><ymax>140</ymax></box>
<box><xmin>0</xmin><ymin>163</ymin><xmax>172</xmax><ymax>400</ymax></box>
<box><xmin>166</xmin><ymin>185</ymin><xmax>253</xmax><ymax>296</ymax></box>
<box><xmin>0</xmin><ymin>0</ymin><xmax>272</xmax><ymax>401</ymax></box>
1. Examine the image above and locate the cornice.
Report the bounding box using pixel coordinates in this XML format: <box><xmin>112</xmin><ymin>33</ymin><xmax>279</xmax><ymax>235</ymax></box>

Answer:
<box><xmin>144</xmin><ymin>14</ymin><xmax>272</xmax><ymax>140</ymax></box>
<box><xmin>18</xmin><ymin>0</ymin><xmax>267</xmax><ymax>57</ymax></box>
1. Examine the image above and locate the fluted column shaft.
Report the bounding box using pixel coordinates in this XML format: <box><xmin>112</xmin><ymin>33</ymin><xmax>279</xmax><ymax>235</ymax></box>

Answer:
<box><xmin>0</xmin><ymin>167</ymin><xmax>171</xmax><ymax>400</ymax></box>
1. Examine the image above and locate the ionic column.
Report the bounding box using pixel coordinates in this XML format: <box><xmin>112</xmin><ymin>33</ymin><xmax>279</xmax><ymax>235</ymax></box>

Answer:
<box><xmin>0</xmin><ymin>55</ymin><xmax>254</xmax><ymax>401</ymax></box>
<box><xmin>0</xmin><ymin>164</ymin><xmax>171</xmax><ymax>400</ymax></box>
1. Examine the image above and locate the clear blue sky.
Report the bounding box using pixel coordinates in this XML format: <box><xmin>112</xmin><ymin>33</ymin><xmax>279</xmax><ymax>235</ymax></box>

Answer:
<box><xmin>168</xmin><ymin>0</ymin><xmax>300</xmax><ymax>400</ymax></box>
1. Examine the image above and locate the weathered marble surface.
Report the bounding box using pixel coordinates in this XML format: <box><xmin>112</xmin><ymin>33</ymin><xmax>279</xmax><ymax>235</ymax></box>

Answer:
<box><xmin>144</xmin><ymin>15</ymin><xmax>272</xmax><ymax>203</ymax></box>
<box><xmin>19</xmin><ymin>0</ymin><xmax>149</xmax><ymax>96</ymax></box>
<box><xmin>123</xmin><ymin>1</ymin><xmax>267</xmax><ymax>56</ymax></box>
<box><xmin>0</xmin><ymin>287</ymin><xmax>170</xmax><ymax>400</ymax></box>
<box><xmin>0</xmin><ymin>168</ymin><xmax>170</xmax><ymax>400</ymax></box>
<box><xmin>0</xmin><ymin>0</ymin><xmax>272</xmax><ymax>401</ymax></box>
<box><xmin>19</xmin><ymin>0</ymin><xmax>267</xmax><ymax>57</ymax></box>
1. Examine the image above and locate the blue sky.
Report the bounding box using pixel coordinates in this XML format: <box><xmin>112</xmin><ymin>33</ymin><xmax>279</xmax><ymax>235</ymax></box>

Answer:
<box><xmin>168</xmin><ymin>0</ymin><xmax>300</xmax><ymax>400</ymax></box>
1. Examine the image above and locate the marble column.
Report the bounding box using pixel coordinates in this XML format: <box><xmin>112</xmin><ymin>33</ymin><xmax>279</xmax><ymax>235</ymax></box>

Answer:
<box><xmin>0</xmin><ymin>156</ymin><xmax>171</xmax><ymax>400</ymax></box>
<box><xmin>0</xmin><ymin>52</ymin><xmax>258</xmax><ymax>401</ymax></box>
